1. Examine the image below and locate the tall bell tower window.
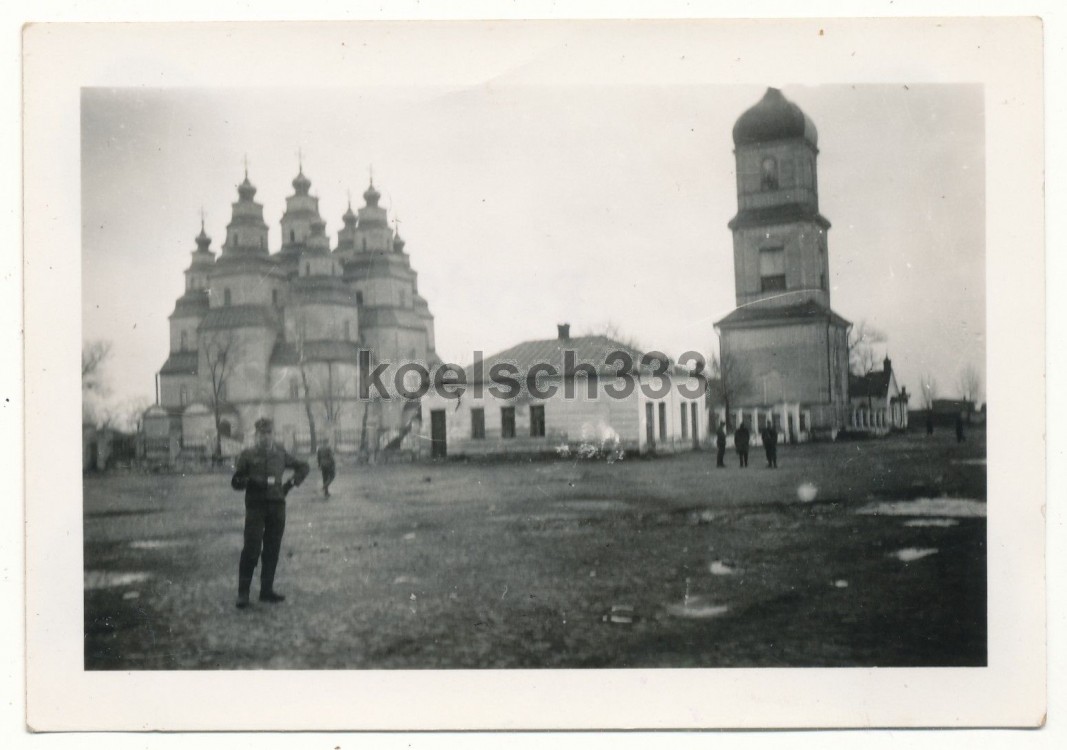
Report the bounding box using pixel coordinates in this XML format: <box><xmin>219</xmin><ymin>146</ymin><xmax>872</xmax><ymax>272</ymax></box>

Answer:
<box><xmin>760</xmin><ymin>156</ymin><xmax>779</xmax><ymax>191</ymax></box>
<box><xmin>759</xmin><ymin>246</ymin><xmax>786</xmax><ymax>292</ymax></box>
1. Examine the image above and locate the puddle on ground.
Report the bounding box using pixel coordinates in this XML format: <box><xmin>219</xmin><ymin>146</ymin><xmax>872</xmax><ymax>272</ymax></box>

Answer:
<box><xmin>833</xmin><ymin>579</ymin><xmax>849</xmax><ymax>588</ymax></box>
<box><xmin>797</xmin><ymin>483</ymin><xmax>818</xmax><ymax>502</ymax></box>
<box><xmin>903</xmin><ymin>518</ymin><xmax>960</xmax><ymax>528</ymax></box>
<box><xmin>85</xmin><ymin>571</ymin><xmax>151</xmax><ymax>590</ymax></box>
<box><xmin>892</xmin><ymin>548</ymin><xmax>939</xmax><ymax>562</ymax></box>
<box><xmin>122</xmin><ymin>591</ymin><xmax>140</xmax><ymax>600</ymax></box>
<box><xmin>953</xmin><ymin>458</ymin><xmax>987</xmax><ymax>466</ymax></box>
<box><xmin>858</xmin><ymin>497</ymin><xmax>985</xmax><ymax>518</ymax></box>
<box><xmin>666</xmin><ymin>596</ymin><xmax>729</xmax><ymax>619</ymax></box>
<box><xmin>708</xmin><ymin>561</ymin><xmax>738</xmax><ymax>576</ymax></box>
<box><xmin>129</xmin><ymin>539</ymin><xmax>185</xmax><ymax>550</ymax></box>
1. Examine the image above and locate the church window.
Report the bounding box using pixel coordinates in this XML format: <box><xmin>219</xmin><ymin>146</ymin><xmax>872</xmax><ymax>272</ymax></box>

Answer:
<box><xmin>760</xmin><ymin>156</ymin><xmax>779</xmax><ymax>190</ymax></box>
<box><xmin>223</xmin><ymin>288</ymin><xmax>232</xmax><ymax>306</ymax></box>
<box><xmin>501</xmin><ymin>407</ymin><xmax>516</xmax><ymax>439</ymax></box>
<box><xmin>820</xmin><ymin>273</ymin><xmax>826</xmax><ymax>290</ymax></box>
<box><xmin>530</xmin><ymin>405</ymin><xmax>546</xmax><ymax>438</ymax></box>
<box><xmin>180</xmin><ymin>331</ymin><xmax>188</xmax><ymax>350</ymax></box>
<box><xmin>179</xmin><ymin>385</ymin><xmax>188</xmax><ymax>406</ymax></box>
<box><xmin>290</xmin><ymin>229</ymin><xmax>296</xmax><ymax>243</ymax></box>
<box><xmin>471</xmin><ymin>408</ymin><xmax>486</xmax><ymax>439</ymax></box>
<box><xmin>759</xmin><ymin>247</ymin><xmax>786</xmax><ymax>292</ymax></box>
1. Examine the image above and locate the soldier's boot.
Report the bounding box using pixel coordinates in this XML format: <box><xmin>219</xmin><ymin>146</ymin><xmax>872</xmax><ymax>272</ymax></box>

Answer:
<box><xmin>236</xmin><ymin>587</ymin><xmax>251</xmax><ymax>609</ymax></box>
<box><xmin>259</xmin><ymin>572</ymin><xmax>285</xmax><ymax>603</ymax></box>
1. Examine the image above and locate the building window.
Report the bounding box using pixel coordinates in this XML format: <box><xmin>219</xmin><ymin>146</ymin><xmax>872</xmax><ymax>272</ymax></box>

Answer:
<box><xmin>658</xmin><ymin>402</ymin><xmax>667</xmax><ymax>440</ymax></box>
<box><xmin>471</xmin><ymin>408</ymin><xmax>485</xmax><ymax>439</ymax></box>
<box><xmin>179</xmin><ymin>385</ymin><xmax>188</xmax><ymax>406</ymax></box>
<box><xmin>530</xmin><ymin>405</ymin><xmax>545</xmax><ymax>437</ymax></box>
<box><xmin>800</xmin><ymin>412</ymin><xmax>808</xmax><ymax>431</ymax></box>
<box><xmin>180</xmin><ymin>330</ymin><xmax>188</xmax><ymax>350</ymax></box>
<box><xmin>759</xmin><ymin>247</ymin><xmax>786</xmax><ymax>292</ymax></box>
<box><xmin>680</xmin><ymin>404</ymin><xmax>689</xmax><ymax>439</ymax></box>
<box><xmin>290</xmin><ymin>229</ymin><xmax>296</xmax><ymax>243</ymax></box>
<box><xmin>305</xmin><ymin>262</ymin><xmax>311</xmax><ymax>276</ymax></box>
<box><xmin>290</xmin><ymin>379</ymin><xmax>299</xmax><ymax>399</ymax></box>
<box><xmin>356</xmin><ymin>291</ymin><xmax>364</xmax><ymax>306</ymax></box>
<box><xmin>219</xmin><ymin>420</ymin><xmax>232</xmax><ymax>438</ymax></box>
<box><xmin>760</xmin><ymin>156</ymin><xmax>779</xmax><ymax>190</ymax></box>
<box><xmin>501</xmin><ymin>407</ymin><xmax>516</xmax><ymax>439</ymax></box>
<box><xmin>223</xmin><ymin>288</ymin><xmax>232</xmax><ymax>306</ymax></box>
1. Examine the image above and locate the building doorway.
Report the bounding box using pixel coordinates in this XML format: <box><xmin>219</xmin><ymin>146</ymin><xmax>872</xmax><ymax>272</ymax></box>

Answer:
<box><xmin>430</xmin><ymin>410</ymin><xmax>447</xmax><ymax>458</ymax></box>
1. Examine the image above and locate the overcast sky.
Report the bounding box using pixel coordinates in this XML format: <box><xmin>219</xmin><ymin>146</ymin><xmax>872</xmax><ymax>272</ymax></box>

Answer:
<box><xmin>82</xmin><ymin>82</ymin><xmax>984</xmax><ymax>407</ymax></box>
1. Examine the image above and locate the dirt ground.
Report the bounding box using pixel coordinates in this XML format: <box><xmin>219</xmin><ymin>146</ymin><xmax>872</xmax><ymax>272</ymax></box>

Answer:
<box><xmin>83</xmin><ymin>429</ymin><xmax>986</xmax><ymax>669</ymax></box>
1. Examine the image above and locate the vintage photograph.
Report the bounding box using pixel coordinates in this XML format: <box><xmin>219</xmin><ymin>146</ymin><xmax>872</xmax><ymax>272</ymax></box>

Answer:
<box><xmin>22</xmin><ymin>18</ymin><xmax>1045</xmax><ymax>731</ymax></box>
<box><xmin>80</xmin><ymin>80</ymin><xmax>987</xmax><ymax>669</ymax></box>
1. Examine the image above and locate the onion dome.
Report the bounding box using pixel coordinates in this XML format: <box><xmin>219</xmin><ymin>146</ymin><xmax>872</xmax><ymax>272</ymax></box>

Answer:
<box><xmin>363</xmin><ymin>179</ymin><xmax>381</xmax><ymax>207</ymax></box>
<box><xmin>732</xmin><ymin>87</ymin><xmax>818</xmax><ymax>147</ymax></box>
<box><xmin>342</xmin><ymin>199</ymin><xmax>357</xmax><ymax>226</ymax></box>
<box><xmin>195</xmin><ymin>220</ymin><xmax>212</xmax><ymax>251</ymax></box>
<box><xmin>237</xmin><ymin>174</ymin><xmax>257</xmax><ymax>200</ymax></box>
<box><xmin>393</xmin><ymin>231</ymin><xmax>406</xmax><ymax>253</ymax></box>
<box><xmin>292</xmin><ymin>169</ymin><xmax>312</xmax><ymax>196</ymax></box>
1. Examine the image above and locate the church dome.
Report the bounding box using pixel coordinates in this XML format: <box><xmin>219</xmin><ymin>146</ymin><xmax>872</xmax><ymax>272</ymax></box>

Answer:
<box><xmin>363</xmin><ymin>180</ymin><xmax>381</xmax><ymax>207</ymax></box>
<box><xmin>237</xmin><ymin>175</ymin><xmax>257</xmax><ymax>200</ymax></box>
<box><xmin>292</xmin><ymin>169</ymin><xmax>312</xmax><ymax>195</ymax></box>
<box><xmin>732</xmin><ymin>88</ymin><xmax>818</xmax><ymax>147</ymax></box>
<box><xmin>393</xmin><ymin>232</ymin><xmax>406</xmax><ymax>252</ymax></box>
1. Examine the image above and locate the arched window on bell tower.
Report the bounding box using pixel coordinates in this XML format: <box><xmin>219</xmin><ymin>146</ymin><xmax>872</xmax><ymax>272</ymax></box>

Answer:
<box><xmin>760</xmin><ymin>156</ymin><xmax>779</xmax><ymax>191</ymax></box>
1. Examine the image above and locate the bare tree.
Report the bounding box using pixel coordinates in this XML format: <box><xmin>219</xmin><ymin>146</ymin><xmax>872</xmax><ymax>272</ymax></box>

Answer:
<box><xmin>97</xmin><ymin>396</ymin><xmax>153</xmax><ymax>433</ymax></box>
<box><xmin>201</xmin><ymin>331</ymin><xmax>240</xmax><ymax>462</ymax></box>
<box><xmin>290</xmin><ymin>315</ymin><xmax>319</xmax><ymax>452</ymax></box>
<box><xmin>82</xmin><ymin>340</ymin><xmax>113</xmax><ymax>426</ymax></box>
<box><xmin>956</xmin><ymin>364</ymin><xmax>982</xmax><ymax>414</ymax></box>
<box><xmin>582</xmin><ymin>320</ymin><xmax>642</xmax><ymax>352</ymax></box>
<box><xmin>848</xmin><ymin>321</ymin><xmax>887</xmax><ymax>377</ymax></box>
<box><xmin>706</xmin><ymin>346</ymin><xmax>753</xmax><ymax>430</ymax></box>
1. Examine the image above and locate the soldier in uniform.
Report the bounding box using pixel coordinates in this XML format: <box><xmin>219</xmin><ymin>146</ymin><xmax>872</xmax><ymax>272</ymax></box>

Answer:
<box><xmin>316</xmin><ymin>438</ymin><xmax>336</xmax><ymax>498</ymax></box>
<box><xmin>231</xmin><ymin>418</ymin><xmax>310</xmax><ymax>609</ymax></box>
<box><xmin>715</xmin><ymin>423</ymin><xmax>727</xmax><ymax>468</ymax></box>
<box><xmin>734</xmin><ymin>421</ymin><xmax>751</xmax><ymax>468</ymax></box>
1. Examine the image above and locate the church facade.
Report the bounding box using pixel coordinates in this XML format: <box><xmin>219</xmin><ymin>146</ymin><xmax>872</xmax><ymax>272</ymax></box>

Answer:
<box><xmin>144</xmin><ymin>166</ymin><xmax>437</xmax><ymax>464</ymax></box>
<box><xmin>714</xmin><ymin>88</ymin><xmax>852</xmax><ymax>441</ymax></box>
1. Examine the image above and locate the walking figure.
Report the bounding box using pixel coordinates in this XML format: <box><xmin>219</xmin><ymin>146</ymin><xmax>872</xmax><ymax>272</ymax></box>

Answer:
<box><xmin>761</xmin><ymin>423</ymin><xmax>778</xmax><ymax>468</ymax></box>
<box><xmin>317</xmin><ymin>438</ymin><xmax>336</xmax><ymax>498</ymax></box>
<box><xmin>715</xmin><ymin>423</ymin><xmax>727</xmax><ymax>468</ymax></box>
<box><xmin>735</xmin><ymin>421</ymin><xmax>751</xmax><ymax>468</ymax></box>
<box><xmin>955</xmin><ymin>413</ymin><xmax>966</xmax><ymax>443</ymax></box>
<box><xmin>231</xmin><ymin>418</ymin><xmax>309</xmax><ymax>609</ymax></box>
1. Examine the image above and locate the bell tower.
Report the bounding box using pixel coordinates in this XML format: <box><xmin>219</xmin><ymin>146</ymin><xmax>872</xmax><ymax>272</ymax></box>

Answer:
<box><xmin>729</xmin><ymin>87</ymin><xmax>831</xmax><ymax>310</ymax></box>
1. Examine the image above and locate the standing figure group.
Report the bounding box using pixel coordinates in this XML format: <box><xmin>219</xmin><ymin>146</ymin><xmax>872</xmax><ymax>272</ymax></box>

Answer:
<box><xmin>714</xmin><ymin>419</ymin><xmax>778</xmax><ymax>469</ymax></box>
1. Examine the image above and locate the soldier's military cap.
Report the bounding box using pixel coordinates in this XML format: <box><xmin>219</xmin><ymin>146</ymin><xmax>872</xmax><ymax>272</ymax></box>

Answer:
<box><xmin>254</xmin><ymin>417</ymin><xmax>274</xmax><ymax>433</ymax></box>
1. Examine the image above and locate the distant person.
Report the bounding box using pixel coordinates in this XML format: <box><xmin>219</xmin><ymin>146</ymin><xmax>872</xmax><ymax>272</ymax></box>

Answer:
<box><xmin>735</xmin><ymin>421</ymin><xmax>751</xmax><ymax>468</ymax></box>
<box><xmin>231</xmin><ymin>418</ymin><xmax>309</xmax><ymax>609</ymax></box>
<box><xmin>316</xmin><ymin>438</ymin><xmax>337</xmax><ymax>498</ymax></box>
<box><xmin>715</xmin><ymin>424</ymin><xmax>727</xmax><ymax>468</ymax></box>
<box><xmin>761</xmin><ymin>423</ymin><xmax>778</xmax><ymax>468</ymax></box>
<box><xmin>955</xmin><ymin>413</ymin><xmax>966</xmax><ymax>443</ymax></box>
<box><xmin>926</xmin><ymin>412</ymin><xmax>934</xmax><ymax>436</ymax></box>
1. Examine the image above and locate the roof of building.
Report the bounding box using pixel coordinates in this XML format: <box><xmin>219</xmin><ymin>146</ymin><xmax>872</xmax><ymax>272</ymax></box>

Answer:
<box><xmin>733</xmin><ymin>87</ymin><xmax>819</xmax><ymax>147</ymax></box>
<box><xmin>715</xmin><ymin>299</ymin><xmax>850</xmax><ymax>329</ymax></box>
<box><xmin>471</xmin><ymin>334</ymin><xmax>689</xmax><ymax>382</ymax></box>
<box><xmin>849</xmin><ymin>370</ymin><xmax>892</xmax><ymax>400</ymax></box>
<box><xmin>269</xmin><ymin>340</ymin><xmax>361</xmax><ymax>366</ymax></box>
<box><xmin>727</xmin><ymin>202</ymin><xmax>831</xmax><ymax>231</ymax></box>
<box><xmin>198</xmin><ymin>305</ymin><xmax>281</xmax><ymax>331</ymax></box>
<box><xmin>171</xmin><ymin>290</ymin><xmax>210</xmax><ymax>318</ymax></box>
<box><xmin>159</xmin><ymin>350</ymin><xmax>199</xmax><ymax>375</ymax></box>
